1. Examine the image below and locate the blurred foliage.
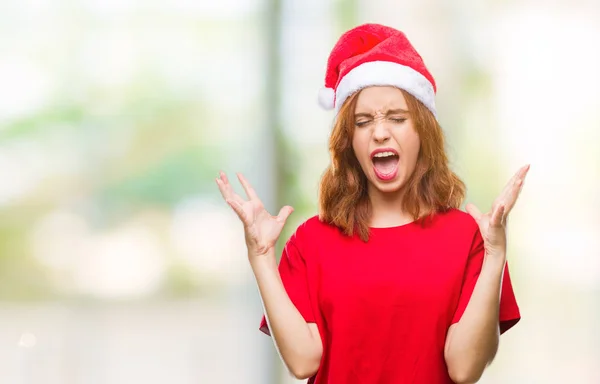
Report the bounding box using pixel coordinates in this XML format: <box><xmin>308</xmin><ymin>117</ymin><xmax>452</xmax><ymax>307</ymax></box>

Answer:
<box><xmin>334</xmin><ymin>0</ymin><xmax>359</xmax><ymax>32</ymax></box>
<box><xmin>0</xmin><ymin>216</ymin><xmax>56</xmax><ymax>301</ymax></box>
<box><xmin>0</xmin><ymin>0</ymin><xmax>506</xmax><ymax>302</ymax></box>
<box><xmin>162</xmin><ymin>261</ymin><xmax>203</xmax><ymax>298</ymax></box>
<box><xmin>0</xmin><ymin>72</ymin><xmax>223</xmax><ymax>300</ymax></box>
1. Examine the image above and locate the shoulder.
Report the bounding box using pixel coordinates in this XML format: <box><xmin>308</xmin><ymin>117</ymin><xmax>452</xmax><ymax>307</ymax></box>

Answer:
<box><xmin>433</xmin><ymin>208</ymin><xmax>478</xmax><ymax>231</ymax></box>
<box><xmin>291</xmin><ymin>214</ymin><xmax>338</xmax><ymax>242</ymax></box>
<box><xmin>425</xmin><ymin>208</ymin><xmax>480</xmax><ymax>243</ymax></box>
<box><xmin>419</xmin><ymin>209</ymin><xmax>484</xmax><ymax>263</ymax></box>
<box><xmin>285</xmin><ymin>214</ymin><xmax>340</xmax><ymax>255</ymax></box>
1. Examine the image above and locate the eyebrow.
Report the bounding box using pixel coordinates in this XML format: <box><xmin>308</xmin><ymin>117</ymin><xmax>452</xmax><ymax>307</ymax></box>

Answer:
<box><xmin>354</xmin><ymin>108</ymin><xmax>410</xmax><ymax>118</ymax></box>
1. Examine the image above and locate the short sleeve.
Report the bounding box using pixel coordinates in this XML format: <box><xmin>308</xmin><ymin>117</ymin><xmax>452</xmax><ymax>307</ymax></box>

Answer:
<box><xmin>259</xmin><ymin>235</ymin><xmax>315</xmax><ymax>336</ymax></box>
<box><xmin>451</xmin><ymin>228</ymin><xmax>521</xmax><ymax>334</ymax></box>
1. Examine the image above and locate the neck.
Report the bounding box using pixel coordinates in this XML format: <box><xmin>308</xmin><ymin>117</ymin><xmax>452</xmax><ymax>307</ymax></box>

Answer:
<box><xmin>367</xmin><ymin>184</ymin><xmax>414</xmax><ymax>228</ymax></box>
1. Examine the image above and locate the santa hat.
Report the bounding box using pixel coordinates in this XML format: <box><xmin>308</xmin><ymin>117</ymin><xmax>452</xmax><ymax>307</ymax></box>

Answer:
<box><xmin>318</xmin><ymin>23</ymin><xmax>437</xmax><ymax>116</ymax></box>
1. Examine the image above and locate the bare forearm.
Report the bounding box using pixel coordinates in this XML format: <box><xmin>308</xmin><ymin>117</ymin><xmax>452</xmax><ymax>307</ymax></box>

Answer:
<box><xmin>445</xmin><ymin>255</ymin><xmax>505</xmax><ymax>383</ymax></box>
<box><xmin>251</xmin><ymin>254</ymin><xmax>322</xmax><ymax>379</ymax></box>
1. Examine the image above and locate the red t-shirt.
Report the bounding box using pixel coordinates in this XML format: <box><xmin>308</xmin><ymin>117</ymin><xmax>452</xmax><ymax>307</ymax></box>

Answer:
<box><xmin>259</xmin><ymin>208</ymin><xmax>520</xmax><ymax>383</ymax></box>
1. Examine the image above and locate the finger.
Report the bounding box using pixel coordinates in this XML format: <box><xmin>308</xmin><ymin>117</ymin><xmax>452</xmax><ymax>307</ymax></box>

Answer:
<box><xmin>490</xmin><ymin>203</ymin><xmax>505</xmax><ymax>227</ymax></box>
<box><xmin>503</xmin><ymin>165</ymin><xmax>531</xmax><ymax>214</ymax></box>
<box><xmin>217</xmin><ymin>172</ymin><xmax>244</xmax><ymax>204</ymax></box>
<box><xmin>237</xmin><ymin>173</ymin><xmax>259</xmax><ymax>201</ymax></box>
<box><xmin>215</xmin><ymin>177</ymin><xmax>230</xmax><ymax>200</ymax></box>
<box><xmin>510</xmin><ymin>164</ymin><xmax>530</xmax><ymax>190</ymax></box>
<box><xmin>465</xmin><ymin>203</ymin><xmax>483</xmax><ymax>222</ymax></box>
<box><xmin>495</xmin><ymin>164</ymin><xmax>530</xmax><ymax>211</ymax></box>
<box><xmin>509</xmin><ymin>164</ymin><xmax>530</xmax><ymax>195</ymax></box>
<box><xmin>503</xmin><ymin>178</ymin><xmax>524</xmax><ymax>214</ymax></box>
<box><xmin>219</xmin><ymin>170</ymin><xmax>230</xmax><ymax>184</ymax></box>
<box><xmin>496</xmin><ymin>169</ymin><xmax>520</xmax><ymax>206</ymax></box>
<box><xmin>276</xmin><ymin>205</ymin><xmax>294</xmax><ymax>223</ymax></box>
<box><xmin>509</xmin><ymin>164</ymin><xmax>528</xmax><ymax>182</ymax></box>
<box><xmin>226</xmin><ymin>199</ymin><xmax>251</xmax><ymax>226</ymax></box>
<box><xmin>219</xmin><ymin>171</ymin><xmax>237</xmax><ymax>196</ymax></box>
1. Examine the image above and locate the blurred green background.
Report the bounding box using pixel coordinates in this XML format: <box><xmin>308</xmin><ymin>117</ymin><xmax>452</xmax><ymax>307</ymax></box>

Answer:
<box><xmin>0</xmin><ymin>0</ymin><xmax>598</xmax><ymax>383</ymax></box>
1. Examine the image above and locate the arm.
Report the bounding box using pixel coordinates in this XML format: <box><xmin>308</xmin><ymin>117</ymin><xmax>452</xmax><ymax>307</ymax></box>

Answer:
<box><xmin>445</xmin><ymin>164</ymin><xmax>529</xmax><ymax>383</ymax></box>
<box><xmin>444</xmin><ymin>255</ymin><xmax>505</xmax><ymax>384</ymax></box>
<box><xmin>215</xmin><ymin>171</ymin><xmax>322</xmax><ymax>379</ymax></box>
<box><xmin>252</xmin><ymin>254</ymin><xmax>322</xmax><ymax>379</ymax></box>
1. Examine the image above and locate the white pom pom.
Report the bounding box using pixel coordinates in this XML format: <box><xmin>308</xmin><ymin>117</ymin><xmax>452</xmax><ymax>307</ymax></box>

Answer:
<box><xmin>317</xmin><ymin>87</ymin><xmax>335</xmax><ymax>110</ymax></box>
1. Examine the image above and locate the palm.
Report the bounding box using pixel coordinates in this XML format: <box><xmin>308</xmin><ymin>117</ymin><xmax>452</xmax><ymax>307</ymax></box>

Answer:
<box><xmin>216</xmin><ymin>172</ymin><xmax>293</xmax><ymax>256</ymax></box>
<box><xmin>466</xmin><ymin>165</ymin><xmax>530</xmax><ymax>256</ymax></box>
<box><xmin>238</xmin><ymin>198</ymin><xmax>287</xmax><ymax>252</ymax></box>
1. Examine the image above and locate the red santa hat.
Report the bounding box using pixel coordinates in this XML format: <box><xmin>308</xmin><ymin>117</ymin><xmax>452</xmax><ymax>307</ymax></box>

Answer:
<box><xmin>318</xmin><ymin>23</ymin><xmax>437</xmax><ymax>116</ymax></box>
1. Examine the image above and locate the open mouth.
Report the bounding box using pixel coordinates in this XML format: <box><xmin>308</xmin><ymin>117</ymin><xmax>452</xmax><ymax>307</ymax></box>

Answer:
<box><xmin>371</xmin><ymin>150</ymin><xmax>399</xmax><ymax>181</ymax></box>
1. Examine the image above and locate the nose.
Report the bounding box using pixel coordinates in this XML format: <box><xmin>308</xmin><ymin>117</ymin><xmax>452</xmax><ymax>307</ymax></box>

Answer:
<box><xmin>372</xmin><ymin>119</ymin><xmax>391</xmax><ymax>143</ymax></box>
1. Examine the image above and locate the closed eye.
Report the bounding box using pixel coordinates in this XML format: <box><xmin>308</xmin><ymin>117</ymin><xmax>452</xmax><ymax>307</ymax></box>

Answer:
<box><xmin>355</xmin><ymin>120</ymin><xmax>371</xmax><ymax>127</ymax></box>
<box><xmin>390</xmin><ymin>118</ymin><xmax>406</xmax><ymax>123</ymax></box>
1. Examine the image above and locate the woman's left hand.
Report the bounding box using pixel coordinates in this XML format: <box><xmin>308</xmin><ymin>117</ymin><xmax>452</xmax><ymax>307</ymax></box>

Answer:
<box><xmin>466</xmin><ymin>165</ymin><xmax>530</xmax><ymax>258</ymax></box>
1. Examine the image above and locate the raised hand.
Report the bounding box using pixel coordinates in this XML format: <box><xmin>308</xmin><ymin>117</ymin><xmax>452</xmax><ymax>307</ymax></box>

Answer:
<box><xmin>466</xmin><ymin>165</ymin><xmax>530</xmax><ymax>258</ymax></box>
<box><xmin>216</xmin><ymin>171</ymin><xmax>294</xmax><ymax>258</ymax></box>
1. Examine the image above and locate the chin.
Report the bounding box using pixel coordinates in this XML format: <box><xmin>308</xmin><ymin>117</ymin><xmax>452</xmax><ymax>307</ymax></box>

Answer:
<box><xmin>368</xmin><ymin>175</ymin><xmax>407</xmax><ymax>194</ymax></box>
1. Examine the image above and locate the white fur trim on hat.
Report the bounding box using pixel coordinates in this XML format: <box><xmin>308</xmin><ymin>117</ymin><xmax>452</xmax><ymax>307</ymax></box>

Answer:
<box><xmin>335</xmin><ymin>61</ymin><xmax>436</xmax><ymax>116</ymax></box>
<box><xmin>318</xmin><ymin>87</ymin><xmax>335</xmax><ymax>110</ymax></box>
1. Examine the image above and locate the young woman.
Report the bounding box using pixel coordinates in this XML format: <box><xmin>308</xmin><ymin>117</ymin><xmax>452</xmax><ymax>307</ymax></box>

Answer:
<box><xmin>216</xmin><ymin>23</ymin><xmax>529</xmax><ymax>384</ymax></box>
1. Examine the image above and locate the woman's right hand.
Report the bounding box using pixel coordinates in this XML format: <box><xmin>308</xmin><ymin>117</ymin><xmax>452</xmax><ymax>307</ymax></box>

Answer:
<box><xmin>216</xmin><ymin>171</ymin><xmax>294</xmax><ymax>259</ymax></box>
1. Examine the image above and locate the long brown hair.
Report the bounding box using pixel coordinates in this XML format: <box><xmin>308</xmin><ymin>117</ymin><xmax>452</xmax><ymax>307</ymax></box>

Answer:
<box><xmin>318</xmin><ymin>89</ymin><xmax>465</xmax><ymax>242</ymax></box>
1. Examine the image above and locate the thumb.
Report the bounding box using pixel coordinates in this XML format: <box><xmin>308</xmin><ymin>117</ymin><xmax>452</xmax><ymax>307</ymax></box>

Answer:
<box><xmin>276</xmin><ymin>205</ymin><xmax>294</xmax><ymax>223</ymax></box>
<box><xmin>465</xmin><ymin>203</ymin><xmax>482</xmax><ymax>222</ymax></box>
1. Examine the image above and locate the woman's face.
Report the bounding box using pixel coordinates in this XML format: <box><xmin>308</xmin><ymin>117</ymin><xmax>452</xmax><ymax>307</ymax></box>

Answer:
<box><xmin>351</xmin><ymin>86</ymin><xmax>421</xmax><ymax>194</ymax></box>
